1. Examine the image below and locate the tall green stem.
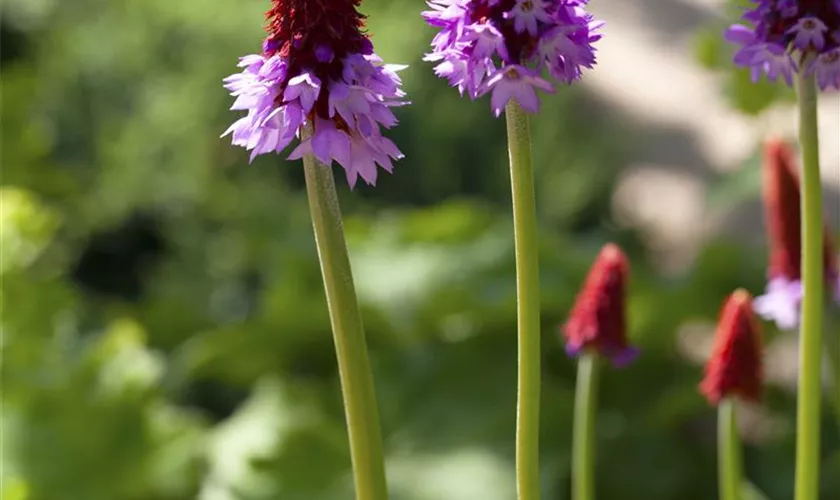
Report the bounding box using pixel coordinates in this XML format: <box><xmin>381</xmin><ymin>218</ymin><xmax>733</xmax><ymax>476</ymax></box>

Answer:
<box><xmin>505</xmin><ymin>100</ymin><xmax>542</xmax><ymax>500</ymax></box>
<box><xmin>794</xmin><ymin>72</ymin><xmax>823</xmax><ymax>500</ymax></box>
<box><xmin>719</xmin><ymin>398</ymin><xmax>742</xmax><ymax>500</ymax></box>
<box><xmin>572</xmin><ymin>352</ymin><xmax>599</xmax><ymax>500</ymax></box>
<box><xmin>302</xmin><ymin>147</ymin><xmax>388</xmax><ymax>500</ymax></box>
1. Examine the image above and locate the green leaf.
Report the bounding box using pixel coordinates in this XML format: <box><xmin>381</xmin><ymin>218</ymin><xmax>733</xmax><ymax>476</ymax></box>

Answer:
<box><xmin>725</xmin><ymin>68</ymin><xmax>793</xmax><ymax>116</ymax></box>
<box><xmin>693</xmin><ymin>27</ymin><xmax>726</xmax><ymax>70</ymax></box>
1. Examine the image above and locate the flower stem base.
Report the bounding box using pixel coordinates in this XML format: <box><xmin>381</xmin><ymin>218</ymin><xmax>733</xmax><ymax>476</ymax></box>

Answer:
<box><xmin>302</xmin><ymin>145</ymin><xmax>388</xmax><ymax>500</ymax></box>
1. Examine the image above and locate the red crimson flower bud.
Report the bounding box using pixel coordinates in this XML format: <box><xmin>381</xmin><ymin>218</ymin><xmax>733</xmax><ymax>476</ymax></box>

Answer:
<box><xmin>762</xmin><ymin>138</ymin><xmax>837</xmax><ymax>281</ymax></box>
<box><xmin>561</xmin><ymin>243</ymin><xmax>637</xmax><ymax>367</ymax></box>
<box><xmin>700</xmin><ymin>289</ymin><xmax>764</xmax><ymax>405</ymax></box>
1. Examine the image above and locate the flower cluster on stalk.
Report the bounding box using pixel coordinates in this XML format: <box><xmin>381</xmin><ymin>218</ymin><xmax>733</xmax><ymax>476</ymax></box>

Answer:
<box><xmin>561</xmin><ymin>244</ymin><xmax>638</xmax><ymax>367</ymax></box>
<box><xmin>700</xmin><ymin>289</ymin><xmax>764</xmax><ymax>405</ymax></box>
<box><xmin>726</xmin><ymin>0</ymin><xmax>840</xmax><ymax>89</ymax></box>
<box><xmin>753</xmin><ymin>138</ymin><xmax>840</xmax><ymax>331</ymax></box>
<box><xmin>422</xmin><ymin>0</ymin><xmax>602</xmax><ymax>116</ymax></box>
<box><xmin>222</xmin><ymin>0</ymin><xmax>408</xmax><ymax>188</ymax></box>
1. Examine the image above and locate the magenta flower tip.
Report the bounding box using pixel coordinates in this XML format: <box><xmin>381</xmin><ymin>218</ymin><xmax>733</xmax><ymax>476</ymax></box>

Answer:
<box><xmin>422</xmin><ymin>0</ymin><xmax>602</xmax><ymax>116</ymax></box>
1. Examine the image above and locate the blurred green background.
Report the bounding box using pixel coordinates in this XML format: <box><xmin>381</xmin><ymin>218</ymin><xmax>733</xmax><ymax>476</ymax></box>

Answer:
<box><xmin>2</xmin><ymin>0</ymin><xmax>838</xmax><ymax>499</ymax></box>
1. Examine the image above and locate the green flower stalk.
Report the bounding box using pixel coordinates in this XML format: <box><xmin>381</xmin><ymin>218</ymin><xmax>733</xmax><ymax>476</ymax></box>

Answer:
<box><xmin>505</xmin><ymin>100</ymin><xmax>542</xmax><ymax>500</ymax></box>
<box><xmin>572</xmin><ymin>352</ymin><xmax>599</xmax><ymax>500</ymax></box>
<box><xmin>723</xmin><ymin>2</ymin><xmax>839</xmax><ymax>495</ymax></box>
<box><xmin>794</xmin><ymin>71</ymin><xmax>824</xmax><ymax>500</ymax></box>
<box><xmin>700</xmin><ymin>289</ymin><xmax>764</xmax><ymax>500</ymax></box>
<box><xmin>562</xmin><ymin>244</ymin><xmax>637</xmax><ymax>500</ymax></box>
<box><xmin>222</xmin><ymin>1</ymin><xmax>409</xmax><ymax>496</ymax></box>
<box><xmin>719</xmin><ymin>399</ymin><xmax>743</xmax><ymax>500</ymax></box>
<box><xmin>302</xmin><ymin>145</ymin><xmax>389</xmax><ymax>500</ymax></box>
<box><xmin>421</xmin><ymin>3</ymin><xmax>606</xmax><ymax>498</ymax></box>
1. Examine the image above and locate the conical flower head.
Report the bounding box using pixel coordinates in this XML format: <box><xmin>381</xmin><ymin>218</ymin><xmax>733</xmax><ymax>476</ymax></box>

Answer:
<box><xmin>700</xmin><ymin>289</ymin><xmax>764</xmax><ymax>405</ymax></box>
<box><xmin>754</xmin><ymin>138</ymin><xmax>840</xmax><ymax>330</ymax></box>
<box><xmin>725</xmin><ymin>1</ymin><xmax>840</xmax><ymax>90</ymax></box>
<box><xmin>562</xmin><ymin>243</ymin><xmax>638</xmax><ymax>366</ymax></box>
<box><xmin>222</xmin><ymin>0</ymin><xmax>408</xmax><ymax>188</ymax></box>
<box><xmin>422</xmin><ymin>0</ymin><xmax>603</xmax><ymax>116</ymax></box>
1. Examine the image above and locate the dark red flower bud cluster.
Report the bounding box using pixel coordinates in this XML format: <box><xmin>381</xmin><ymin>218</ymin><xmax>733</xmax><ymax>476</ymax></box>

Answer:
<box><xmin>561</xmin><ymin>243</ymin><xmax>637</xmax><ymax>367</ymax></box>
<box><xmin>263</xmin><ymin>0</ymin><xmax>372</xmax><ymax>115</ymax></box>
<box><xmin>762</xmin><ymin>138</ymin><xmax>838</xmax><ymax>281</ymax></box>
<box><xmin>699</xmin><ymin>290</ymin><xmax>764</xmax><ymax>405</ymax></box>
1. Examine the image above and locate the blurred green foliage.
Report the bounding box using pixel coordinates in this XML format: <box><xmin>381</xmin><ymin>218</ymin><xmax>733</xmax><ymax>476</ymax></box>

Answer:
<box><xmin>2</xmin><ymin>1</ymin><xmax>839</xmax><ymax>499</ymax></box>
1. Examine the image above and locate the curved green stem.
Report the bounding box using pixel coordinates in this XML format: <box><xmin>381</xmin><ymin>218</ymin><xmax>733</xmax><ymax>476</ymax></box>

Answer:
<box><xmin>505</xmin><ymin>100</ymin><xmax>542</xmax><ymax>500</ymax></box>
<box><xmin>719</xmin><ymin>398</ymin><xmax>742</xmax><ymax>500</ymax></box>
<box><xmin>302</xmin><ymin>145</ymin><xmax>388</xmax><ymax>500</ymax></box>
<box><xmin>572</xmin><ymin>352</ymin><xmax>599</xmax><ymax>500</ymax></box>
<box><xmin>794</xmin><ymin>72</ymin><xmax>823</xmax><ymax>500</ymax></box>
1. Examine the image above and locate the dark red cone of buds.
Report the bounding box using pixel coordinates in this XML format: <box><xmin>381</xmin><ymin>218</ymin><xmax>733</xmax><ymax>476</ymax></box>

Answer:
<box><xmin>263</xmin><ymin>0</ymin><xmax>372</xmax><ymax>115</ymax></box>
<box><xmin>699</xmin><ymin>289</ymin><xmax>764</xmax><ymax>405</ymax></box>
<box><xmin>762</xmin><ymin>138</ymin><xmax>838</xmax><ymax>281</ymax></box>
<box><xmin>562</xmin><ymin>243</ymin><xmax>638</xmax><ymax>367</ymax></box>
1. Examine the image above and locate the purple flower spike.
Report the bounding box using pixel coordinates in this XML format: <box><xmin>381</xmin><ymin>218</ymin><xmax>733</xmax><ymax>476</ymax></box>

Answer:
<box><xmin>221</xmin><ymin>0</ymin><xmax>408</xmax><ymax>188</ymax></box>
<box><xmin>422</xmin><ymin>0</ymin><xmax>602</xmax><ymax>116</ymax></box>
<box><xmin>725</xmin><ymin>1</ymin><xmax>840</xmax><ymax>90</ymax></box>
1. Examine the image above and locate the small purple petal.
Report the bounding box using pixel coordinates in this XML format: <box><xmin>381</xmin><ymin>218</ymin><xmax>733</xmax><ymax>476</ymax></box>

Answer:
<box><xmin>609</xmin><ymin>346</ymin><xmax>640</xmax><ymax>368</ymax></box>
<box><xmin>786</xmin><ymin>16</ymin><xmax>828</xmax><ymax>51</ymax></box>
<box><xmin>315</xmin><ymin>44</ymin><xmax>335</xmax><ymax>63</ymax></box>
<box><xmin>809</xmin><ymin>49</ymin><xmax>840</xmax><ymax>90</ymax></box>
<box><xmin>284</xmin><ymin>72</ymin><xmax>322</xmax><ymax>113</ymax></box>
<box><xmin>753</xmin><ymin>277</ymin><xmax>803</xmax><ymax>331</ymax></box>
<box><xmin>565</xmin><ymin>343</ymin><xmax>583</xmax><ymax>358</ymax></box>
<box><xmin>505</xmin><ymin>0</ymin><xmax>552</xmax><ymax>36</ymax></box>
<box><xmin>724</xmin><ymin>24</ymin><xmax>756</xmax><ymax>45</ymax></box>
<box><xmin>482</xmin><ymin>65</ymin><xmax>554</xmax><ymax>116</ymax></box>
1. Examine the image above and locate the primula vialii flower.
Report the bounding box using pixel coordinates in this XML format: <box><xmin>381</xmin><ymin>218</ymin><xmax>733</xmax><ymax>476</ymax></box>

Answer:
<box><xmin>700</xmin><ymin>290</ymin><xmax>764</xmax><ymax>405</ymax></box>
<box><xmin>562</xmin><ymin>244</ymin><xmax>638</xmax><ymax>367</ymax></box>
<box><xmin>725</xmin><ymin>1</ymin><xmax>840</xmax><ymax>90</ymax></box>
<box><xmin>753</xmin><ymin>138</ymin><xmax>840</xmax><ymax>331</ymax></box>
<box><xmin>422</xmin><ymin>0</ymin><xmax>602</xmax><ymax>116</ymax></box>
<box><xmin>222</xmin><ymin>0</ymin><xmax>408</xmax><ymax>187</ymax></box>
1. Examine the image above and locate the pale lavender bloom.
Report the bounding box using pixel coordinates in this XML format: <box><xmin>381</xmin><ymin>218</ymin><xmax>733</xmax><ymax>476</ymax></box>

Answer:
<box><xmin>422</xmin><ymin>0</ymin><xmax>602</xmax><ymax>115</ymax></box>
<box><xmin>736</xmin><ymin>42</ymin><xmax>796</xmax><ymax>86</ymax></box>
<box><xmin>787</xmin><ymin>16</ymin><xmax>829</xmax><ymax>51</ymax></box>
<box><xmin>463</xmin><ymin>23</ymin><xmax>509</xmax><ymax>60</ymax></box>
<box><xmin>506</xmin><ymin>0</ymin><xmax>552</xmax><ymax>35</ymax></box>
<box><xmin>754</xmin><ymin>277</ymin><xmax>804</xmax><ymax>331</ymax></box>
<box><xmin>481</xmin><ymin>65</ymin><xmax>554</xmax><ymax>116</ymax></box>
<box><xmin>283</xmin><ymin>72</ymin><xmax>322</xmax><ymax>113</ymax></box>
<box><xmin>221</xmin><ymin>2</ymin><xmax>408</xmax><ymax>188</ymax></box>
<box><xmin>222</xmin><ymin>50</ymin><xmax>407</xmax><ymax>187</ymax></box>
<box><xmin>809</xmin><ymin>48</ymin><xmax>840</xmax><ymax>90</ymax></box>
